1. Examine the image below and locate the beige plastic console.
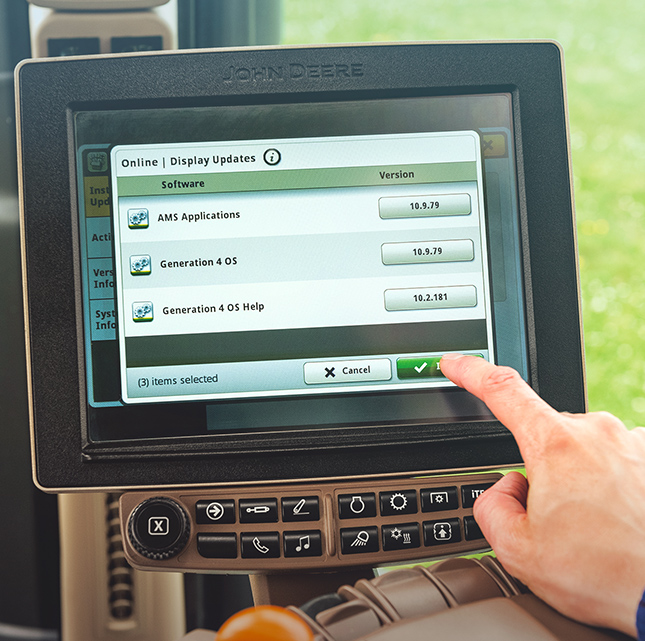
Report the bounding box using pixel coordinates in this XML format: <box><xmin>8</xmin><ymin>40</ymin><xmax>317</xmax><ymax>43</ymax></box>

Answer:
<box><xmin>33</xmin><ymin>10</ymin><xmax>173</xmax><ymax>57</ymax></box>
<box><xmin>59</xmin><ymin>493</ymin><xmax>185</xmax><ymax>641</ymax></box>
<box><xmin>176</xmin><ymin>558</ymin><xmax>630</xmax><ymax>641</ymax></box>
<box><xmin>288</xmin><ymin>558</ymin><xmax>630</xmax><ymax>641</ymax></box>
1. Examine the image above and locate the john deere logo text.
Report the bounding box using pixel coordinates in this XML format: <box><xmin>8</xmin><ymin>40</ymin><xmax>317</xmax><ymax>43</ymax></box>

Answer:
<box><xmin>223</xmin><ymin>62</ymin><xmax>364</xmax><ymax>82</ymax></box>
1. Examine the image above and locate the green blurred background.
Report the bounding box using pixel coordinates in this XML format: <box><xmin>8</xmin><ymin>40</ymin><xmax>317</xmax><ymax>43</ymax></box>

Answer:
<box><xmin>283</xmin><ymin>0</ymin><xmax>645</xmax><ymax>426</ymax></box>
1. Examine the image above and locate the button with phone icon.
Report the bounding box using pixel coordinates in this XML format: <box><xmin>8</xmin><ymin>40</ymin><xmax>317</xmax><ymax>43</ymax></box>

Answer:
<box><xmin>241</xmin><ymin>532</ymin><xmax>280</xmax><ymax>558</ymax></box>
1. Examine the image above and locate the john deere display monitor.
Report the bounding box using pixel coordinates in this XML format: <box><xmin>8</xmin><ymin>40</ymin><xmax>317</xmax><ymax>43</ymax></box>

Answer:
<box><xmin>18</xmin><ymin>42</ymin><xmax>584</xmax><ymax>569</ymax></box>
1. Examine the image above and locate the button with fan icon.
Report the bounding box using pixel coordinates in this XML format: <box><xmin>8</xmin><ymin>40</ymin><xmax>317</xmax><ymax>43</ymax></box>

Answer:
<box><xmin>382</xmin><ymin>522</ymin><xmax>420</xmax><ymax>551</ymax></box>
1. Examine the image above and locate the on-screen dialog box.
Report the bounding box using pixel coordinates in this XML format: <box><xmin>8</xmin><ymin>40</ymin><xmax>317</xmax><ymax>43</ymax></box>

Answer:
<box><xmin>111</xmin><ymin>131</ymin><xmax>495</xmax><ymax>404</ymax></box>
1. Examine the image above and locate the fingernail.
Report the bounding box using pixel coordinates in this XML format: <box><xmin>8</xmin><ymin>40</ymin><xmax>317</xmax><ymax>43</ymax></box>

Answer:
<box><xmin>441</xmin><ymin>353</ymin><xmax>466</xmax><ymax>361</ymax></box>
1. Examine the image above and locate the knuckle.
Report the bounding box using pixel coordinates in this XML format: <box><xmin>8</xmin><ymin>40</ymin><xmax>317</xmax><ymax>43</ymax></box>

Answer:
<box><xmin>479</xmin><ymin>365</ymin><xmax>524</xmax><ymax>396</ymax></box>
<box><xmin>586</xmin><ymin>411</ymin><xmax>627</xmax><ymax>435</ymax></box>
<box><xmin>588</xmin><ymin>410</ymin><xmax>622</xmax><ymax>423</ymax></box>
<box><xmin>489</xmin><ymin>529</ymin><xmax>532</xmax><ymax>579</ymax></box>
<box><xmin>632</xmin><ymin>428</ymin><xmax>645</xmax><ymax>454</ymax></box>
<box><xmin>542</xmin><ymin>427</ymin><xmax>576</xmax><ymax>455</ymax></box>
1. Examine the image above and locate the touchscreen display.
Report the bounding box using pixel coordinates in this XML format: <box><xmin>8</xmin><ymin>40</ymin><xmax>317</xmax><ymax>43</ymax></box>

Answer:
<box><xmin>110</xmin><ymin>131</ymin><xmax>493</xmax><ymax>404</ymax></box>
<box><xmin>75</xmin><ymin>94</ymin><xmax>526</xmax><ymax>440</ymax></box>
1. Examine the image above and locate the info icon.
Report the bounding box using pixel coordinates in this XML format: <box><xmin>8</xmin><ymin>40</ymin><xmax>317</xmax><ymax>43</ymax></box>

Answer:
<box><xmin>130</xmin><ymin>255</ymin><xmax>151</xmax><ymax>276</ymax></box>
<box><xmin>128</xmin><ymin>208</ymin><xmax>149</xmax><ymax>229</ymax></box>
<box><xmin>132</xmin><ymin>301</ymin><xmax>153</xmax><ymax>322</ymax></box>
<box><xmin>263</xmin><ymin>148</ymin><xmax>281</xmax><ymax>166</ymax></box>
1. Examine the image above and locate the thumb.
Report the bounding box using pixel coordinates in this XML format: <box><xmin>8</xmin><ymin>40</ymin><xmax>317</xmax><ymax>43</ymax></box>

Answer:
<box><xmin>473</xmin><ymin>472</ymin><xmax>530</xmax><ymax>573</ymax></box>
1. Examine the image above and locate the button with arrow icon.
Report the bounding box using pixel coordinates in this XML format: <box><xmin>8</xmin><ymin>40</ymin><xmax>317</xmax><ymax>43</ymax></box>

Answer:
<box><xmin>196</xmin><ymin>499</ymin><xmax>235</xmax><ymax>524</ymax></box>
<box><xmin>423</xmin><ymin>518</ymin><xmax>461</xmax><ymax>546</ymax></box>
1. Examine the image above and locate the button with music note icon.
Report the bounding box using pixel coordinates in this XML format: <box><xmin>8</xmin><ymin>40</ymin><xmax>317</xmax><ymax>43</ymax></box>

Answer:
<box><xmin>283</xmin><ymin>530</ymin><xmax>322</xmax><ymax>557</ymax></box>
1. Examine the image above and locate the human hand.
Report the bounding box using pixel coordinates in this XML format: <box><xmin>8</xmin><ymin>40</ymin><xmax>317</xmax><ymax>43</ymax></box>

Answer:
<box><xmin>440</xmin><ymin>353</ymin><xmax>645</xmax><ymax>637</ymax></box>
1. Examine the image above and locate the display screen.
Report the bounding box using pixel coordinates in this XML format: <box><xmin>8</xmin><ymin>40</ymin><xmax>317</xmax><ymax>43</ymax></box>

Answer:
<box><xmin>74</xmin><ymin>94</ymin><xmax>527</xmax><ymax>441</ymax></box>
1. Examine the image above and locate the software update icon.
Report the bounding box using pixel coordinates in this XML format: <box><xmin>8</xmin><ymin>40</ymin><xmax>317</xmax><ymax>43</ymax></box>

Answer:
<box><xmin>132</xmin><ymin>302</ymin><xmax>153</xmax><ymax>322</ymax></box>
<box><xmin>128</xmin><ymin>208</ymin><xmax>149</xmax><ymax>229</ymax></box>
<box><xmin>130</xmin><ymin>255</ymin><xmax>152</xmax><ymax>275</ymax></box>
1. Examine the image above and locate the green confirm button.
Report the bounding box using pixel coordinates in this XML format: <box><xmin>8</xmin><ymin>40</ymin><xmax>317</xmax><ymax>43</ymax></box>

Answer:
<box><xmin>396</xmin><ymin>357</ymin><xmax>444</xmax><ymax>379</ymax></box>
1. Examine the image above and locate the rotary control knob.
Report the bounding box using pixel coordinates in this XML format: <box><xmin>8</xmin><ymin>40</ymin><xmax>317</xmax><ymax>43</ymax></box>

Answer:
<box><xmin>128</xmin><ymin>497</ymin><xmax>190</xmax><ymax>560</ymax></box>
<box><xmin>217</xmin><ymin>605</ymin><xmax>314</xmax><ymax>641</ymax></box>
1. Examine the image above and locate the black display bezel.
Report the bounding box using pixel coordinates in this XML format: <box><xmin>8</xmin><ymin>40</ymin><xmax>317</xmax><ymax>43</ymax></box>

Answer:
<box><xmin>18</xmin><ymin>42</ymin><xmax>585</xmax><ymax>490</ymax></box>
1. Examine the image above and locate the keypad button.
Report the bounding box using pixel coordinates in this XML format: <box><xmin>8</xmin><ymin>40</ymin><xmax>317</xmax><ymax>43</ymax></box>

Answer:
<box><xmin>338</xmin><ymin>493</ymin><xmax>377</xmax><ymax>519</ymax></box>
<box><xmin>284</xmin><ymin>531</ymin><xmax>323</xmax><ymax>557</ymax></box>
<box><xmin>382</xmin><ymin>523</ymin><xmax>420</xmax><ymax>551</ymax></box>
<box><xmin>196</xmin><ymin>500</ymin><xmax>236</xmax><ymax>524</ymax></box>
<box><xmin>197</xmin><ymin>533</ymin><xmax>237</xmax><ymax>558</ymax></box>
<box><xmin>340</xmin><ymin>527</ymin><xmax>379</xmax><ymax>554</ymax></box>
<box><xmin>379</xmin><ymin>490</ymin><xmax>418</xmax><ymax>516</ymax></box>
<box><xmin>464</xmin><ymin>516</ymin><xmax>485</xmax><ymax>541</ymax></box>
<box><xmin>423</xmin><ymin>518</ymin><xmax>462</xmax><ymax>546</ymax></box>
<box><xmin>240</xmin><ymin>532</ymin><xmax>280</xmax><ymax>558</ymax></box>
<box><xmin>239</xmin><ymin>498</ymin><xmax>278</xmax><ymax>523</ymax></box>
<box><xmin>420</xmin><ymin>487</ymin><xmax>458</xmax><ymax>512</ymax></box>
<box><xmin>128</xmin><ymin>497</ymin><xmax>190</xmax><ymax>560</ymax></box>
<box><xmin>461</xmin><ymin>483</ymin><xmax>496</xmax><ymax>508</ymax></box>
<box><xmin>282</xmin><ymin>497</ymin><xmax>320</xmax><ymax>522</ymax></box>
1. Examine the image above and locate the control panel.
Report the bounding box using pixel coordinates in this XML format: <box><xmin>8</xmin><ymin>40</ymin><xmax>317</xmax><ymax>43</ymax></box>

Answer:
<box><xmin>121</xmin><ymin>473</ymin><xmax>502</xmax><ymax>571</ymax></box>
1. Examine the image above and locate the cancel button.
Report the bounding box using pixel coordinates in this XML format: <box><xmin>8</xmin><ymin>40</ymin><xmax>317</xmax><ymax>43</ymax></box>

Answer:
<box><xmin>304</xmin><ymin>359</ymin><xmax>392</xmax><ymax>385</ymax></box>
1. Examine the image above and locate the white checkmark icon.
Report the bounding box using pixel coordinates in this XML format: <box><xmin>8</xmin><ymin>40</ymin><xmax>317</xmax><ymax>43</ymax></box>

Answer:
<box><xmin>414</xmin><ymin>362</ymin><xmax>428</xmax><ymax>373</ymax></box>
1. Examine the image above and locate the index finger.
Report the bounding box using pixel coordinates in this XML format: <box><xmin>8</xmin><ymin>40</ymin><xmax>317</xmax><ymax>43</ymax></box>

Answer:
<box><xmin>440</xmin><ymin>354</ymin><xmax>559</xmax><ymax>455</ymax></box>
